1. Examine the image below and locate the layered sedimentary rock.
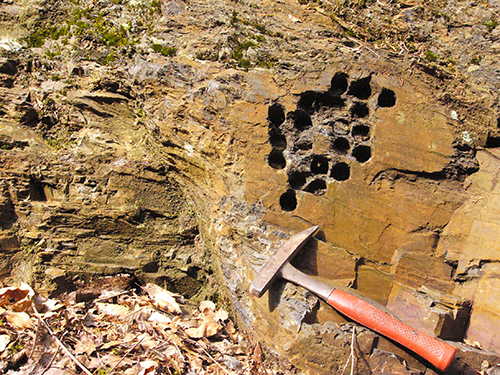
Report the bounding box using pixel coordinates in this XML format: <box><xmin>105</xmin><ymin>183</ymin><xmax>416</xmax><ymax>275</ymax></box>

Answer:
<box><xmin>1</xmin><ymin>0</ymin><xmax>500</xmax><ymax>373</ymax></box>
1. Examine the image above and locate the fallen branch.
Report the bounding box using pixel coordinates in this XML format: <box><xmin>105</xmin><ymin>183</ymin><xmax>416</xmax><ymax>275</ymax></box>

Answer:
<box><xmin>341</xmin><ymin>325</ymin><xmax>357</xmax><ymax>375</ymax></box>
<box><xmin>350</xmin><ymin>326</ymin><xmax>356</xmax><ymax>375</ymax></box>
<box><xmin>32</xmin><ymin>306</ymin><xmax>93</xmax><ymax>375</ymax></box>
<box><xmin>105</xmin><ymin>334</ymin><xmax>145</xmax><ymax>375</ymax></box>
<box><xmin>40</xmin><ymin>349</ymin><xmax>59</xmax><ymax>375</ymax></box>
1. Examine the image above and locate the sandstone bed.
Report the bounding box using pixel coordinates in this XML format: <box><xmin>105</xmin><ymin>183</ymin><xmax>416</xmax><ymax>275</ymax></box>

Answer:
<box><xmin>1</xmin><ymin>0</ymin><xmax>500</xmax><ymax>373</ymax></box>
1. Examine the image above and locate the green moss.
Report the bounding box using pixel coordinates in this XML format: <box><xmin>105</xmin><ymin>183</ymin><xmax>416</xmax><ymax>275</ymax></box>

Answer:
<box><xmin>470</xmin><ymin>54</ymin><xmax>482</xmax><ymax>65</ymax></box>
<box><xmin>152</xmin><ymin>44</ymin><xmax>177</xmax><ymax>56</ymax></box>
<box><xmin>27</xmin><ymin>29</ymin><xmax>48</xmax><ymax>48</ymax></box>
<box><xmin>424</xmin><ymin>50</ymin><xmax>438</xmax><ymax>62</ymax></box>
<box><xmin>150</xmin><ymin>0</ymin><xmax>162</xmax><ymax>14</ymax></box>
<box><xmin>45</xmin><ymin>50</ymin><xmax>61</xmax><ymax>59</ymax></box>
<box><xmin>485</xmin><ymin>19</ymin><xmax>498</xmax><ymax>32</ymax></box>
<box><xmin>230</xmin><ymin>10</ymin><xmax>238</xmax><ymax>26</ymax></box>
<box><xmin>237</xmin><ymin>58</ymin><xmax>251</xmax><ymax>68</ymax></box>
<box><xmin>232</xmin><ymin>40</ymin><xmax>257</xmax><ymax>60</ymax></box>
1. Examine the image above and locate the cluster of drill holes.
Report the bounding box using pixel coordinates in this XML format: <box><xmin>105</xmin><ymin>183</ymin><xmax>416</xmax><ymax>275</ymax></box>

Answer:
<box><xmin>265</xmin><ymin>73</ymin><xmax>397</xmax><ymax>211</ymax></box>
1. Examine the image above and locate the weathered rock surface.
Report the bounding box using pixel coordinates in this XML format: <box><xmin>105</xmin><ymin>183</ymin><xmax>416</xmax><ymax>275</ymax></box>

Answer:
<box><xmin>1</xmin><ymin>0</ymin><xmax>500</xmax><ymax>373</ymax></box>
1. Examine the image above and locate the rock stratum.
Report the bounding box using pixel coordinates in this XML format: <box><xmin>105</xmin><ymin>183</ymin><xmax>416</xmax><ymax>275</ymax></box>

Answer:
<box><xmin>1</xmin><ymin>0</ymin><xmax>500</xmax><ymax>373</ymax></box>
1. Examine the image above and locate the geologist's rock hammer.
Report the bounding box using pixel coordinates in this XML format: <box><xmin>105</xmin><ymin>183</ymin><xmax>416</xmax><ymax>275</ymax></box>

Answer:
<box><xmin>250</xmin><ymin>226</ymin><xmax>456</xmax><ymax>372</ymax></box>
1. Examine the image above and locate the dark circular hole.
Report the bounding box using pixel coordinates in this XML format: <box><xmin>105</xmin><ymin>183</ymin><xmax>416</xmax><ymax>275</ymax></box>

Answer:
<box><xmin>268</xmin><ymin>150</ymin><xmax>286</xmax><ymax>169</ymax></box>
<box><xmin>378</xmin><ymin>88</ymin><xmax>396</xmax><ymax>108</ymax></box>
<box><xmin>351</xmin><ymin>102</ymin><xmax>369</xmax><ymax>118</ymax></box>
<box><xmin>304</xmin><ymin>179</ymin><xmax>327</xmax><ymax>195</ymax></box>
<box><xmin>288</xmin><ymin>171</ymin><xmax>308</xmax><ymax>189</ymax></box>
<box><xmin>292</xmin><ymin>109</ymin><xmax>313</xmax><ymax>131</ymax></box>
<box><xmin>298</xmin><ymin>91</ymin><xmax>344</xmax><ymax>110</ymax></box>
<box><xmin>318</xmin><ymin>92</ymin><xmax>345</xmax><ymax>108</ymax></box>
<box><xmin>454</xmin><ymin>141</ymin><xmax>472</xmax><ymax>152</ymax></box>
<box><xmin>333</xmin><ymin>137</ymin><xmax>350</xmax><ymax>154</ymax></box>
<box><xmin>352</xmin><ymin>145</ymin><xmax>372</xmax><ymax>163</ymax></box>
<box><xmin>269</xmin><ymin>131</ymin><xmax>287</xmax><ymax>150</ymax></box>
<box><xmin>311</xmin><ymin>155</ymin><xmax>329</xmax><ymax>175</ymax></box>
<box><xmin>280</xmin><ymin>189</ymin><xmax>297</xmax><ymax>211</ymax></box>
<box><xmin>297</xmin><ymin>91</ymin><xmax>318</xmax><ymax>109</ymax></box>
<box><xmin>347</xmin><ymin>76</ymin><xmax>372</xmax><ymax>100</ymax></box>
<box><xmin>330</xmin><ymin>72</ymin><xmax>349</xmax><ymax>96</ymax></box>
<box><xmin>268</xmin><ymin>103</ymin><xmax>286</xmax><ymax>126</ymax></box>
<box><xmin>331</xmin><ymin>162</ymin><xmax>350</xmax><ymax>181</ymax></box>
<box><xmin>352</xmin><ymin>124</ymin><xmax>370</xmax><ymax>141</ymax></box>
<box><xmin>486</xmin><ymin>135</ymin><xmax>500</xmax><ymax>148</ymax></box>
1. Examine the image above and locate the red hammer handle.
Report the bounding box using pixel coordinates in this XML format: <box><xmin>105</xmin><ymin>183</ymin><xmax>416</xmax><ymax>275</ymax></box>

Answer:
<box><xmin>327</xmin><ymin>289</ymin><xmax>456</xmax><ymax>372</ymax></box>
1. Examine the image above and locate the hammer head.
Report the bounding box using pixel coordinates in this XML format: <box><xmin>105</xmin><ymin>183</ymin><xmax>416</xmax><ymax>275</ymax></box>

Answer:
<box><xmin>249</xmin><ymin>225</ymin><xmax>319</xmax><ymax>298</ymax></box>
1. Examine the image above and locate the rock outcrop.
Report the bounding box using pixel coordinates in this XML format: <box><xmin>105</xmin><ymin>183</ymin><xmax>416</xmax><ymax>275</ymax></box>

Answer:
<box><xmin>1</xmin><ymin>0</ymin><xmax>500</xmax><ymax>373</ymax></box>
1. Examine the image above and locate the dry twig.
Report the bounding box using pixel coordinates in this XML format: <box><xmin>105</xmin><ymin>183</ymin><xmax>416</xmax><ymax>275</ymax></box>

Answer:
<box><xmin>32</xmin><ymin>307</ymin><xmax>93</xmax><ymax>375</ymax></box>
<box><xmin>202</xmin><ymin>346</ymin><xmax>232</xmax><ymax>375</ymax></box>
<box><xmin>350</xmin><ymin>326</ymin><xmax>356</xmax><ymax>375</ymax></box>
<box><xmin>341</xmin><ymin>325</ymin><xmax>357</xmax><ymax>375</ymax></box>
<box><xmin>105</xmin><ymin>334</ymin><xmax>145</xmax><ymax>375</ymax></box>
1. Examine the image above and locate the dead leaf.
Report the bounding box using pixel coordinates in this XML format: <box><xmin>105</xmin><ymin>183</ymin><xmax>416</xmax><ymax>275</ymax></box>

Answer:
<box><xmin>98</xmin><ymin>353</ymin><xmax>134</xmax><ymax>368</ymax></box>
<box><xmin>185</xmin><ymin>316</ymin><xmax>222</xmax><ymax>339</ymax></box>
<box><xmin>0</xmin><ymin>334</ymin><xmax>10</xmax><ymax>352</ymax></box>
<box><xmin>138</xmin><ymin>360</ymin><xmax>157</xmax><ymax>375</ymax></box>
<box><xmin>74</xmin><ymin>335</ymin><xmax>96</xmax><ymax>356</ymax></box>
<box><xmin>99</xmin><ymin>340</ymin><xmax>123</xmax><ymax>350</ymax></box>
<box><xmin>3</xmin><ymin>311</ymin><xmax>33</xmax><ymax>329</ymax></box>
<box><xmin>199</xmin><ymin>300</ymin><xmax>216</xmax><ymax>314</ymax></box>
<box><xmin>96</xmin><ymin>302</ymin><xmax>130</xmax><ymax>318</ymax></box>
<box><xmin>148</xmin><ymin>311</ymin><xmax>171</xmax><ymax>324</ymax></box>
<box><xmin>139</xmin><ymin>333</ymin><xmax>158</xmax><ymax>350</ymax></box>
<box><xmin>225</xmin><ymin>344</ymin><xmax>248</xmax><ymax>356</ymax></box>
<box><xmin>142</xmin><ymin>284</ymin><xmax>182</xmax><ymax>314</ymax></box>
<box><xmin>43</xmin><ymin>368</ymin><xmax>74</xmax><ymax>375</ymax></box>
<box><xmin>214</xmin><ymin>308</ymin><xmax>228</xmax><ymax>322</ymax></box>
<box><xmin>0</xmin><ymin>283</ymin><xmax>34</xmax><ymax>311</ymax></box>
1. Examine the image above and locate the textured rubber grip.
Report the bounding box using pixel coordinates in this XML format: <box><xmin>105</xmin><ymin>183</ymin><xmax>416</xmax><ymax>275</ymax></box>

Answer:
<box><xmin>327</xmin><ymin>289</ymin><xmax>456</xmax><ymax>372</ymax></box>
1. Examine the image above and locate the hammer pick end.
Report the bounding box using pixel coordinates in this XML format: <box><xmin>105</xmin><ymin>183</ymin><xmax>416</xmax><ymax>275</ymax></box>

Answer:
<box><xmin>249</xmin><ymin>225</ymin><xmax>319</xmax><ymax>298</ymax></box>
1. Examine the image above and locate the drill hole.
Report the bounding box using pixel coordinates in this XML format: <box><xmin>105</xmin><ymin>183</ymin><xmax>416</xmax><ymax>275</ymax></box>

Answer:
<box><xmin>318</xmin><ymin>92</ymin><xmax>345</xmax><ymax>108</ymax></box>
<box><xmin>333</xmin><ymin>137</ymin><xmax>350</xmax><ymax>154</ymax></box>
<box><xmin>331</xmin><ymin>162</ymin><xmax>350</xmax><ymax>181</ymax></box>
<box><xmin>298</xmin><ymin>91</ymin><xmax>345</xmax><ymax>110</ymax></box>
<box><xmin>486</xmin><ymin>135</ymin><xmax>500</xmax><ymax>148</ymax></box>
<box><xmin>347</xmin><ymin>76</ymin><xmax>372</xmax><ymax>100</ymax></box>
<box><xmin>352</xmin><ymin>145</ymin><xmax>372</xmax><ymax>163</ymax></box>
<box><xmin>268</xmin><ymin>103</ymin><xmax>286</xmax><ymax>126</ymax></box>
<box><xmin>330</xmin><ymin>72</ymin><xmax>349</xmax><ymax>96</ymax></box>
<box><xmin>292</xmin><ymin>109</ymin><xmax>313</xmax><ymax>131</ymax></box>
<box><xmin>304</xmin><ymin>179</ymin><xmax>327</xmax><ymax>195</ymax></box>
<box><xmin>378</xmin><ymin>88</ymin><xmax>396</xmax><ymax>108</ymax></box>
<box><xmin>351</xmin><ymin>102</ymin><xmax>369</xmax><ymax>118</ymax></box>
<box><xmin>280</xmin><ymin>189</ymin><xmax>297</xmax><ymax>211</ymax></box>
<box><xmin>352</xmin><ymin>124</ymin><xmax>370</xmax><ymax>141</ymax></box>
<box><xmin>297</xmin><ymin>91</ymin><xmax>318</xmax><ymax>109</ymax></box>
<box><xmin>311</xmin><ymin>155</ymin><xmax>329</xmax><ymax>175</ymax></box>
<box><xmin>288</xmin><ymin>171</ymin><xmax>308</xmax><ymax>189</ymax></box>
<box><xmin>268</xmin><ymin>150</ymin><xmax>286</xmax><ymax>169</ymax></box>
<box><xmin>269</xmin><ymin>131</ymin><xmax>287</xmax><ymax>150</ymax></box>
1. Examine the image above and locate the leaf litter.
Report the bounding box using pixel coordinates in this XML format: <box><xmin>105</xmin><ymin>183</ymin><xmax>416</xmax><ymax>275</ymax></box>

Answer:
<box><xmin>0</xmin><ymin>279</ymin><xmax>272</xmax><ymax>374</ymax></box>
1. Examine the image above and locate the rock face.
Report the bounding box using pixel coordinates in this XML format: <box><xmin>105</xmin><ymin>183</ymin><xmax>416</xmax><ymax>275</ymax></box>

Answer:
<box><xmin>1</xmin><ymin>0</ymin><xmax>500</xmax><ymax>373</ymax></box>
